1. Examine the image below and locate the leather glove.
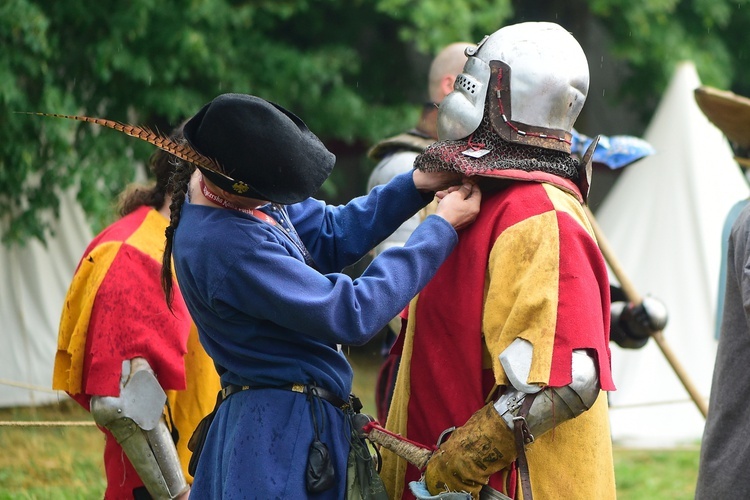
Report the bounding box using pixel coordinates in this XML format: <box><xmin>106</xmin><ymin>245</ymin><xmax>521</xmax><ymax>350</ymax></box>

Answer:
<box><xmin>424</xmin><ymin>403</ymin><xmax>517</xmax><ymax>498</ymax></box>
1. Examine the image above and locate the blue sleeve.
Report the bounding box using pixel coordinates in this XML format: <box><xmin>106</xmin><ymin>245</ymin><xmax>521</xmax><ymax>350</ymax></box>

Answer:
<box><xmin>212</xmin><ymin>214</ymin><xmax>457</xmax><ymax>346</ymax></box>
<box><xmin>286</xmin><ymin>170</ymin><xmax>432</xmax><ymax>273</ymax></box>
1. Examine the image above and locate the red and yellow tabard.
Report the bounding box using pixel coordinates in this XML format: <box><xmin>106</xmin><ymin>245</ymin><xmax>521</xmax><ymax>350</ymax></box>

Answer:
<box><xmin>53</xmin><ymin>206</ymin><xmax>220</xmax><ymax>496</ymax></box>
<box><xmin>382</xmin><ymin>180</ymin><xmax>616</xmax><ymax>500</ymax></box>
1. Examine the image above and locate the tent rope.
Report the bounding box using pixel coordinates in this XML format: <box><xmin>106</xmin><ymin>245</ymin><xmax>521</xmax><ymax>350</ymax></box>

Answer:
<box><xmin>608</xmin><ymin>398</ymin><xmax>701</xmax><ymax>410</ymax></box>
<box><xmin>0</xmin><ymin>378</ymin><xmax>94</xmax><ymax>427</ymax></box>
<box><xmin>0</xmin><ymin>377</ymin><xmax>59</xmax><ymax>393</ymax></box>
<box><xmin>0</xmin><ymin>420</ymin><xmax>95</xmax><ymax>427</ymax></box>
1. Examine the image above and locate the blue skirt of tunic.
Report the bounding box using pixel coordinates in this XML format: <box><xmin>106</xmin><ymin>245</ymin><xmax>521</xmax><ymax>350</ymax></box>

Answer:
<box><xmin>191</xmin><ymin>387</ymin><xmax>351</xmax><ymax>499</ymax></box>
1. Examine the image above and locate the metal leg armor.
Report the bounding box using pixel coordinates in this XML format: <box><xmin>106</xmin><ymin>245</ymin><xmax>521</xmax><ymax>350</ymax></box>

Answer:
<box><xmin>91</xmin><ymin>358</ymin><xmax>189</xmax><ymax>500</ymax></box>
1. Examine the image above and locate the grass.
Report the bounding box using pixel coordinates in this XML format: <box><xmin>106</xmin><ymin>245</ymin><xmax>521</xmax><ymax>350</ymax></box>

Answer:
<box><xmin>0</xmin><ymin>399</ymin><xmax>106</xmax><ymax>499</ymax></box>
<box><xmin>0</xmin><ymin>348</ymin><xmax>700</xmax><ymax>499</ymax></box>
<box><xmin>614</xmin><ymin>448</ymin><xmax>699</xmax><ymax>500</ymax></box>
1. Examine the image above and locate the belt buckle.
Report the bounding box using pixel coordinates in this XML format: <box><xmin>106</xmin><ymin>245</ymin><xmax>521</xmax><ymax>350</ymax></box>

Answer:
<box><xmin>291</xmin><ymin>383</ymin><xmax>306</xmax><ymax>394</ymax></box>
<box><xmin>221</xmin><ymin>385</ymin><xmax>250</xmax><ymax>400</ymax></box>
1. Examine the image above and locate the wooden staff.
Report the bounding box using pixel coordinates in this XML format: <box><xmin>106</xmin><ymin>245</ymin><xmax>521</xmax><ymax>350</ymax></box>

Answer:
<box><xmin>584</xmin><ymin>206</ymin><xmax>709</xmax><ymax>418</ymax></box>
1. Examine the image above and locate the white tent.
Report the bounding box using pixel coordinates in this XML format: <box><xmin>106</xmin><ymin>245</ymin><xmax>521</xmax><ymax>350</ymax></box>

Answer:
<box><xmin>0</xmin><ymin>189</ymin><xmax>92</xmax><ymax>407</ymax></box>
<box><xmin>595</xmin><ymin>61</ymin><xmax>750</xmax><ymax>447</ymax></box>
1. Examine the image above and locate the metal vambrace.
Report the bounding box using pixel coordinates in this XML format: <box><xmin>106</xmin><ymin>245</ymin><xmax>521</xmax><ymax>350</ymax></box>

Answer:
<box><xmin>91</xmin><ymin>358</ymin><xmax>188</xmax><ymax>499</ymax></box>
<box><xmin>425</xmin><ymin>343</ymin><xmax>600</xmax><ymax>498</ymax></box>
<box><xmin>493</xmin><ymin>348</ymin><xmax>600</xmax><ymax>437</ymax></box>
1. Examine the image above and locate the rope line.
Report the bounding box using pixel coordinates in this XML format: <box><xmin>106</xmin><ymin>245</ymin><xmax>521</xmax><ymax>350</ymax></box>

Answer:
<box><xmin>0</xmin><ymin>420</ymin><xmax>96</xmax><ymax>427</ymax></box>
<box><xmin>0</xmin><ymin>379</ymin><xmax>93</xmax><ymax>428</ymax></box>
<box><xmin>0</xmin><ymin>378</ymin><xmax>60</xmax><ymax>393</ymax></box>
<box><xmin>609</xmin><ymin>398</ymin><xmax>702</xmax><ymax>410</ymax></box>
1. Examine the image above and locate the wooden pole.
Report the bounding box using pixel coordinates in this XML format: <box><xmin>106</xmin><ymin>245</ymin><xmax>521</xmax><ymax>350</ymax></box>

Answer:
<box><xmin>584</xmin><ymin>206</ymin><xmax>709</xmax><ymax>419</ymax></box>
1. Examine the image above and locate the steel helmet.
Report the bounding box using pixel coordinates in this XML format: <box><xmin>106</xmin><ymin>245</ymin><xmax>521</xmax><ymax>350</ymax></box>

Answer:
<box><xmin>437</xmin><ymin>22</ymin><xmax>589</xmax><ymax>154</ymax></box>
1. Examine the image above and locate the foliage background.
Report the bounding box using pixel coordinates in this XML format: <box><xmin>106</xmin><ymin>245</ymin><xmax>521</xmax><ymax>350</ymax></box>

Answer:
<box><xmin>2</xmin><ymin>0</ymin><xmax>749</xmax><ymax>244</ymax></box>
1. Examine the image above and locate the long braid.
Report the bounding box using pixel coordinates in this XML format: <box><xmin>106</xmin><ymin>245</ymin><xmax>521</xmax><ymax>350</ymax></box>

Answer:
<box><xmin>162</xmin><ymin>158</ymin><xmax>195</xmax><ymax>308</ymax></box>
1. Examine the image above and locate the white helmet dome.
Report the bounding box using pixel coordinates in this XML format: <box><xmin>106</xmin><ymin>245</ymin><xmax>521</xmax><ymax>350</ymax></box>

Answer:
<box><xmin>438</xmin><ymin>22</ymin><xmax>590</xmax><ymax>153</ymax></box>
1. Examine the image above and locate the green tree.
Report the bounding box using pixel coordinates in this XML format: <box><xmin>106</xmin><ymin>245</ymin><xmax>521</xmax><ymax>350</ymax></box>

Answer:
<box><xmin>1</xmin><ymin>0</ymin><xmax>748</xmax><ymax>245</ymax></box>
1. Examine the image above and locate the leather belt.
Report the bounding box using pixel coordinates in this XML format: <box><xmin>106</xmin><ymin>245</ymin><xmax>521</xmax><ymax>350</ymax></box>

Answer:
<box><xmin>221</xmin><ymin>383</ymin><xmax>356</xmax><ymax>411</ymax></box>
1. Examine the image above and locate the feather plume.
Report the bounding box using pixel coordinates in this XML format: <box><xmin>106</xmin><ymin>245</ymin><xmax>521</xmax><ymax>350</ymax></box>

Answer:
<box><xmin>25</xmin><ymin>112</ymin><xmax>227</xmax><ymax>176</ymax></box>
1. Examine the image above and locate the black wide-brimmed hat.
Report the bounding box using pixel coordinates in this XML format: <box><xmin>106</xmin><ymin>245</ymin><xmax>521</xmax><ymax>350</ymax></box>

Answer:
<box><xmin>183</xmin><ymin>93</ymin><xmax>335</xmax><ymax>204</ymax></box>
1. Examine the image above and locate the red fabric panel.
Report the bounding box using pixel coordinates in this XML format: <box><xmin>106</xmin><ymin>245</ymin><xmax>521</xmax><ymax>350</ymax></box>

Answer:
<box><xmin>74</xmin><ymin>206</ymin><xmax>151</xmax><ymax>273</ymax></box>
<box><xmin>403</xmin><ymin>185</ymin><xmax>542</xmax><ymax>492</ymax></box>
<box><xmin>550</xmin><ymin>213</ymin><xmax>614</xmax><ymax>389</ymax></box>
<box><xmin>82</xmin><ymin>242</ymin><xmax>190</xmax><ymax>396</ymax></box>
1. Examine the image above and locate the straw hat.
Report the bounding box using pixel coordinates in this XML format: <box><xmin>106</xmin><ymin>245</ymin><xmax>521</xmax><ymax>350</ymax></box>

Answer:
<box><xmin>694</xmin><ymin>86</ymin><xmax>750</xmax><ymax>167</ymax></box>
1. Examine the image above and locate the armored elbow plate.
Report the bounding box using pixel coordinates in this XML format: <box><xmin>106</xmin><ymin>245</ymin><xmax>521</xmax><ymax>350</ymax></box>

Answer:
<box><xmin>494</xmin><ymin>348</ymin><xmax>600</xmax><ymax>439</ymax></box>
<box><xmin>91</xmin><ymin>359</ymin><xmax>188</xmax><ymax>499</ymax></box>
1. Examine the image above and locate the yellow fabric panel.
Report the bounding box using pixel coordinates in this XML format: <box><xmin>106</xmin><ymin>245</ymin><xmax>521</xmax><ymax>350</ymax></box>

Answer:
<box><xmin>167</xmin><ymin>322</ymin><xmax>221</xmax><ymax>482</ymax></box>
<box><xmin>381</xmin><ymin>296</ymin><xmax>420</xmax><ymax>500</ymax></box>
<box><xmin>520</xmin><ymin>392</ymin><xmax>616</xmax><ymax>499</ymax></box>
<box><xmin>126</xmin><ymin>209</ymin><xmax>168</xmax><ymax>260</ymax></box>
<box><xmin>483</xmin><ymin>210</ymin><xmax>560</xmax><ymax>387</ymax></box>
<box><xmin>514</xmin><ymin>186</ymin><xmax>616</xmax><ymax>498</ymax></box>
<box><xmin>542</xmin><ymin>183</ymin><xmax>596</xmax><ymax>239</ymax></box>
<box><xmin>53</xmin><ymin>241</ymin><xmax>121</xmax><ymax>394</ymax></box>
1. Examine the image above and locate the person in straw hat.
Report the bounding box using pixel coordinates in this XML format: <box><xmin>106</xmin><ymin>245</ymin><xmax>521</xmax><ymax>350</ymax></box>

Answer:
<box><xmin>379</xmin><ymin>22</ymin><xmax>617</xmax><ymax>500</ymax></box>
<box><xmin>694</xmin><ymin>86</ymin><xmax>750</xmax><ymax>499</ymax></box>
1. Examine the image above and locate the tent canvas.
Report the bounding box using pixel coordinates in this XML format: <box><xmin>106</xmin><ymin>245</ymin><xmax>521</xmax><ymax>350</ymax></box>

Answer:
<box><xmin>595</xmin><ymin>61</ymin><xmax>750</xmax><ymax>447</ymax></box>
<box><xmin>1</xmin><ymin>189</ymin><xmax>91</xmax><ymax>407</ymax></box>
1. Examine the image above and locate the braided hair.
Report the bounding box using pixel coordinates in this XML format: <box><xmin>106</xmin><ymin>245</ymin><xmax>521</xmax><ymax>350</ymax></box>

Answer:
<box><xmin>161</xmin><ymin>153</ymin><xmax>195</xmax><ymax>308</ymax></box>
